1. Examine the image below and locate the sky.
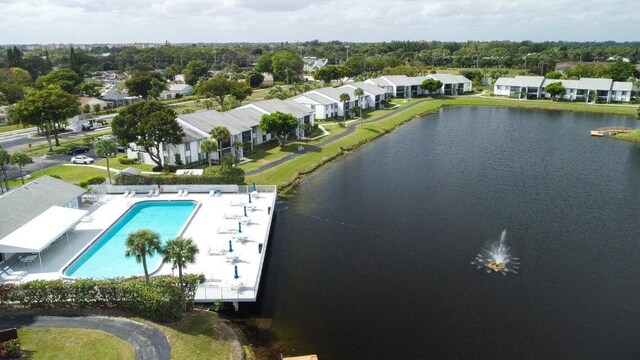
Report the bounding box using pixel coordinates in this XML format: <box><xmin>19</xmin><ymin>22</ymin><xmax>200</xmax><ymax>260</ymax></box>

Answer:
<box><xmin>1</xmin><ymin>0</ymin><xmax>639</xmax><ymax>44</ymax></box>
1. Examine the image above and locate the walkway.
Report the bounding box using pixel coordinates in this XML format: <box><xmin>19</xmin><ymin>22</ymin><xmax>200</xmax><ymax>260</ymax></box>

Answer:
<box><xmin>0</xmin><ymin>315</ymin><xmax>170</xmax><ymax>360</ymax></box>
<box><xmin>63</xmin><ymin>163</ymin><xmax>156</xmax><ymax>174</ymax></box>
<box><xmin>246</xmin><ymin>99</ymin><xmax>427</xmax><ymax>175</ymax></box>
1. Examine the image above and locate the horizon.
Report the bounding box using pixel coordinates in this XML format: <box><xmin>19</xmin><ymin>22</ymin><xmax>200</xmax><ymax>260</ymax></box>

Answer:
<box><xmin>1</xmin><ymin>0</ymin><xmax>639</xmax><ymax>44</ymax></box>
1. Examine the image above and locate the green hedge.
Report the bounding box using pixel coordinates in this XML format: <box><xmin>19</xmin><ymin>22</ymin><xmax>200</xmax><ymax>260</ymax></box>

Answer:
<box><xmin>114</xmin><ymin>168</ymin><xmax>245</xmax><ymax>185</ymax></box>
<box><xmin>0</xmin><ymin>275</ymin><xmax>205</xmax><ymax>323</ymax></box>
<box><xmin>117</xmin><ymin>156</ymin><xmax>140</xmax><ymax>165</ymax></box>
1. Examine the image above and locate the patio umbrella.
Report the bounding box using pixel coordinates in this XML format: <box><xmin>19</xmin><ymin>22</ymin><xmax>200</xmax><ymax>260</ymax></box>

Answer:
<box><xmin>234</xmin><ymin>265</ymin><xmax>239</xmax><ymax>279</ymax></box>
<box><xmin>248</xmin><ymin>192</ymin><xmax>252</xmax><ymax>203</ymax></box>
<box><xmin>244</xmin><ymin>206</ymin><xmax>247</xmax><ymax>217</ymax></box>
<box><xmin>238</xmin><ymin>221</ymin><xmax>242</xmax><ymax>233</ymax></box>
<box><xmin>229</xmin><ymin>240</ymin><xmax>233</xmax><ymax>253</ymax></box>
<box><xmin>252</xmin><ymin>182</ymin><xmax>257</xmax><ymax>192</ymax></box>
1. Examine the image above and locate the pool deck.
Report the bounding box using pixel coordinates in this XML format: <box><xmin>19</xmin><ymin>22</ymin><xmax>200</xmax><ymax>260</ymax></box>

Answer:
<box><xmin>1</xmin><ymin>188</ymin><xmax>277</xmax><ymax>303</ymax></box>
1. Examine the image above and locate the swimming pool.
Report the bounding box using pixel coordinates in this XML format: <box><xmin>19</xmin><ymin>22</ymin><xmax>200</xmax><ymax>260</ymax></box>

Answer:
<box><xmin>65</xmin><ymin>201</ymin><xmax>198</xmax><ymax>279</ymax></box>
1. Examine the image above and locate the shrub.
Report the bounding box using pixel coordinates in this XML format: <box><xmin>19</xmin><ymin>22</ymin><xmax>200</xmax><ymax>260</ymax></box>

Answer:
<box><xmin>86</xmin><ymin>176</ymin><xmax>106</xmax><ymax>185</ymax></box>
<box><xmin>0</xmin><ymin>275</ymin><xmax>205</xmax><ymax>323</ymax></box>
<box><xmin>115</xmin><ymin>168</ymin><xmax>245</xmax><ymax>185</ymax></box>
<box><xmin>49</xmin><ymin>174</ymin><xmax>61</xmax><ymax>179</ymax></box>
<box><xmin>0</xmin><ymin>339</ymin><xmax>21</xmax><ymax>359</ymax></box>
<box><xmin>118</xmin><ymin>155</ymin><xmax>139</xmax><ymax>165</ymax></box>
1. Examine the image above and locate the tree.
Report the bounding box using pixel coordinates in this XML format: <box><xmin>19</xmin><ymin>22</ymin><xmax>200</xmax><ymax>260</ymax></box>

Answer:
<box><xmin>0</xmin><ymin>67</ymin><xmax>32</xmax><ymax>86</ymax></box>
<box><xmin>34</xmin><ymin>68</ymin><xmax>82</xmax><ymax>94</ymax></box>
<box><xmin>162</xmin><ymin>236</ymin><xmax>199</xmax><ymax>309</ymax></box>
<box><xmin>247</xmin><ymin>71</ymin><xmax>264</xmax><ymax>88</ymax></box>
<box><xmin>183</xmin><ymin>60</ymin><xmax>209</xmax><ymax>86</ymax></box>
<box><xmin>196</xmin><ymin>75</ymin><xmax>234</xmax><ymax>109</ymax></box>
<box><xmin>0</xmin><ymin>83</ymin><xmax>25</xmax><ymax>104</ymax></box>
<box><xmin>420</xmin><ymin>78</ymin><xmax>443</xmax><ymax>97</ymax></box>
<box><xmin>82</xmin><ymin>103</ymin><xmax>91</xmax><ymax>113</ymax></box>
<box><xmin>0</xmin><ymin>146</ymin><xmax>10</xmax><ymax>192</ymax></box>
<box><xmin>94</xmin><ymin>139</ymin><xmax>118</xmax><ymax>183</ymax></box>
<box><xmin>255</xmin><ymin>53</ymin><xmax>274</xmax><ymax>74</ymax></box>
<box><xmin>544</xmin><ymin>82</ymin><xmax>566</xmax><ymax>101</ymax></box>
<box><xmin>230</xmin><ymin>82</ymin><xmax>252</xmax><ymax>104</ymax></box>
<box><xmin>354</xmin><ymin>87</ymin><xmax>365</xmax><ymax>124</ymax></box>
<box><xmin>259</xmin><ymin>112</ymin><xmax>299</xmax><ymax>147</ymax></box>
<box><xmin>92</xmin><ymin>104</ymin><xmax>101</xmax><ymax>113</ymax></box>
<box><xmin>9</xmin><ymin>152</ymin><xmax>31</xmax><ymax>185</ymax></box>
<box><xmin>111</xmin><ymin>101</ymin><xmax>184</xmax><ymax>170</ymax></box>
<box><xmin>315</xmin><ymin>65</ymin><xmax>343</xmax><ymax>84</ymax></box>
<box><xmin>221</xmin><ymin>153</ymin><xmax>240</xmax><ymax>170</ymax></box>
<box><xmin>125</xmin><ymin>229</ymin><xmax>162</xmax><ymax>285</ymax></box>
<box><xmin>339</xmin><ymin>93</ymin><xmax>351</xmax><ymax>124</ymax></box>
<box><xmin>545</xmin><ymin>71</ymin><xmax>563</xmax><ymax>79</ymax></box>
<box><xmin>199</xmin><ymin>138</ymin><xmax>217</xmax><ymax>167</ymax></box>
<box><xmin>636</xmin><ymin>105</ymin><xmax>640</xmax><ymax>120</ymax></box>
<box><xmin>125</xmin><ymin>71</ymin><xmax>164</xmax><ymax>98</ymax></box>
<box><xmin>271</xmin><ymin>52</ymin><xmax>304</xmax><ymax>84</ymax></box>
<box><xmin>606</xmin><ymin>61</ymin><xmax>638</xmax><ymax>82</ymax></box>
<box><xmin>7</xmin><ymin>46</ymin><xmax>22</xmax><ymax>68</ymax></box>
<box><xmin>10</xmin><ymin>88</ymin><xmax>79</xmax><ymax>151</ymax></box>
<box><xmin>148</xmin><ymin>77</ymin><xmax>168</xmax><ymax>99</ymax></box>
<box><xmin>69</xmin><ymin>46</ymin><xmax>81</xmax><ymax>75</ymax></box>
<box><xmin>210</xmin><ymin>125</ymin><xmax>231</xmax><ymax>159</ymax></box>
<box><xmin>78</xmin><ymin>81</ymin><xmax>103</xmax><ymax>98</ymax></box>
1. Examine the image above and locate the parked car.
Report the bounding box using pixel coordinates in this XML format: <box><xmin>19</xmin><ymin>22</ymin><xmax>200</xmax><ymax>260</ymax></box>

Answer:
<box><xmin>71</xmin><ymin>155</ymin><xmax>94</xmax><ymax>164</ymax></box>
<box><xmin>67</xmin><ymin>146</ymin><xmax>90</xmax><ymax>155</ymax></box>
<box><xmin>98</xmin><ymin>134</ymin><xmax>117</xmax><ymax>141</ymax></box>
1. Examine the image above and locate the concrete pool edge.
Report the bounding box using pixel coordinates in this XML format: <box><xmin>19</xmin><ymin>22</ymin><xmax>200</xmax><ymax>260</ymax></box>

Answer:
<box><xmin>59</xmin><ymin>199</ymin><xmax>200</xmax><ymax>280</ymax></box>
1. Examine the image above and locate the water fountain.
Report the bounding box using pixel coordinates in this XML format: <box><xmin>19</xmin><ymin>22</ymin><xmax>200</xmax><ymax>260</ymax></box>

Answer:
<box><xmin>471</xmin><ymin>229</ymin><xmax>519</xmax><ymax>275</ymax></box>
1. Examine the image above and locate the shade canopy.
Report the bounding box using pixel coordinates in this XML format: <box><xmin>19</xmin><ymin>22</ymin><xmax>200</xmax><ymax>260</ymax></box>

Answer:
<box><xmin>0</xmin><ymin>206</ymin><xmax>87</xmax><ymax>253</ymax></box>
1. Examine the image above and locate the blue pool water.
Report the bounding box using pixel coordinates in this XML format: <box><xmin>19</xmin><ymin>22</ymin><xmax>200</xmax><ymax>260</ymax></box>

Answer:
<box><xmin>65</xmin><ymin>201</ymin><xmax>197</xmax><ymax>278</ymax></box>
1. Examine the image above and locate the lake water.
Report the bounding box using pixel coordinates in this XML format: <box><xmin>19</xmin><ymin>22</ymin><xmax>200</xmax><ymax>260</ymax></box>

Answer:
<box><xmin>259</xmin><ymin>107</ymin><xmax>640</xmax><ymax>359</ymax></box>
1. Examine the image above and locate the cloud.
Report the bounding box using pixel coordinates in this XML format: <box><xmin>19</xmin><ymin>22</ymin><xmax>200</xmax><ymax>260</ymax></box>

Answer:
<box><xmin>0</xmin><ymin>0</ymin><xmax>639</xmax><ymax>43</ymax></box>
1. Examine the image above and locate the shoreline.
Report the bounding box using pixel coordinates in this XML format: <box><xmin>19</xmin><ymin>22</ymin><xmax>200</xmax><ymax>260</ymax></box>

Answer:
<box><xmin>247</xmin><ymin>96</ymin><xmax>637</xmax><ymax>195</ymax></box>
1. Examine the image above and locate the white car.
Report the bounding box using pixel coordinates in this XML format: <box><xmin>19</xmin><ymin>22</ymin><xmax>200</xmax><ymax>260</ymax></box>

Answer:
<box><xmin>71</xmin><ymin>155</ymin><xmax>95</xmax><ymax>164</ymax></box>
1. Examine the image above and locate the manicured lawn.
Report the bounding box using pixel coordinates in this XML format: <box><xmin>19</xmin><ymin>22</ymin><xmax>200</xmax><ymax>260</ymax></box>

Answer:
<box><xmin>18</xmin><ymin>328</ymin><xmax>135</xmax><ymax>360</ymax></box>
<box><xmin>614</xmin><ymin>129</ymin><xmax>640</xmax><ymax>142</ymax></box>
<box><xmin>22</xmin><ymin>131</ymin><xmax>111</xmax><ymax>156</ymax></box>
<box><xmin>7</xmin><ymin>164</ymin><xmax>106</xmax><ymax>188</ymax></box>
<box><xmin>94</xmin><ymin>159</ymin><xmax>156</xmax><ymax>172</ymax></box>
<box><xmin>136</xmin><ymin>311</ymin><xmax>239</xmax><ymax>360</ymax></box>
<box><xmin>0</xmin><ymin>124</ymin><xmax>29</xmax><ymax>133</ymax></box>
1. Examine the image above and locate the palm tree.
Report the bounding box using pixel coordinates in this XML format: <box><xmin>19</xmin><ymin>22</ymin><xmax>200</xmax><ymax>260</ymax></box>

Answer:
<box><xmin>0</xmin><ymin>146</ymin><xmax>11</xmax><ymax>193</ymax></box>
<box><xmin>9</xmin><ymin>152</ymin><xmax>31</xmax><ymax>185</ymax></box>
<box><xmin>125</xmin><ymin>229</ymin><xmax>162</xmax><ymax>285</ymax></box>
<box><xmin>210</xmin><ymin>126</ymin><xmax>230</xmax><ymax>163</ymax></box>
<box><xmin>162</xmin><ymin>236</ymin><xmax>199</xmax><ymax>309</ymax></box>
<box><xmin>339</xmin><ymin>93</ymin><xmax>351</xmax><ymax>126</ymax></box>
<box><xmin>353</xmin><ymin>88</ymin><xmax>365</xmax><ymax>125</ymax></box>
<box><xmin>199</xmin><ymin>139</ymin><xmax>217</xmax><ymax>167</ymax></box>
<box><xmin>94</xmin><ymin>139</ymin><xmax>118</xmax><ymax>184</ymax></box>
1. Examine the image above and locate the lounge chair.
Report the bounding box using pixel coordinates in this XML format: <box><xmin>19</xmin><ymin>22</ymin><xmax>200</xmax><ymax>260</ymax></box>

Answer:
<box><xmin>122</xmin><ymin>191</ymin><xmax>130</xmax><ymax>197</ymax></box>
<box><xmin>182</xmin><ymin>189</ymin><xmax>189</xmax><ymax>197</ymax></box>
<box><xmin>129</xmin><ymin>191</ymin><xmax>136</xmax><ymax>197</ymax></box>
<box><xmin>146</xmin><ymin>190</ymin><xmax>154</xmax><ymax>197</ymax></box>
<box><xmin>215</xmin><ymin>188</ymin><xmax>222</xmax><ymax>197</ymax></box>
<box><xmin>176</xmin><ymin>189</ymin><xmax>184</xmax><ymax>196</ymax></box>
<box><xmin>3</xmin><ymin>267</ymin><xmax>26</xmax><ymax>278</ymax></box>
<box><xmin>0</xmin><ymin>272</ymin><xmax>22</xmax><ymax>282</ymax></box>
<box><xmin>209</xmin><ymin>190</ymin><xmax>215</xmax><ymax>197</ymax></box>
<box><xmin>153</xmin><ymin>189</ymin><xmax>160</xmax><ymax>196</ymax></box>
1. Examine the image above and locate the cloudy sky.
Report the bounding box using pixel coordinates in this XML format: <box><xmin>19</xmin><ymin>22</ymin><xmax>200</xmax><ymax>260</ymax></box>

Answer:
<box><xmin>1</xmin><ymin>0</ymin><xmax>639</xmax><ymax>44</ymax></box>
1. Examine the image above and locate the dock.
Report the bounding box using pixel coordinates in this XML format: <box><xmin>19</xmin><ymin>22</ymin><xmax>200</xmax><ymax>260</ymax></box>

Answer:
<box><xmin>590</xmin><ymin>127</ymin><xmax>635</xmax><ymax>136</ymax></box>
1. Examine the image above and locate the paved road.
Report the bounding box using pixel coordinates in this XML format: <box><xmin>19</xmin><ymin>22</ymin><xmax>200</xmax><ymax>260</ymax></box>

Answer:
<box><xmin>246</xmin><ymin>100</ymin><xmax>427</xmax><ymax>176</ymax></box>
<box><xmin>0</xmin><ymin>315</ymin><xmax>170</xmax><ymax>360</ymax></box>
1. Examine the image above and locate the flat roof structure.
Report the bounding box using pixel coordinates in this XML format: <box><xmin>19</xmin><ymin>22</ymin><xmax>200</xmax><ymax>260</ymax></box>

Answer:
<box><xmin>1</xmin><ymin>185</ymin><xmax>277</xmax><ymax>303</ymax></box>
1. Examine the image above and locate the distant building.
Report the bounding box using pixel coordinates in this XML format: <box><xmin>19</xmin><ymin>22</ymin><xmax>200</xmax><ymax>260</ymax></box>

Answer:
<box><xmin>303</xmin><ymin>57</ymin><xmax>328</xmax><ymax>72</ymax></box>
<box><xmin>159</xmin><ymin>84</ymin><xmax>194</xmax><ymax>100</ymax></box>
<box><xmin>79</xmin><ymin>97</ymin><xmax>111</xmax><ymax>110</ymax></box>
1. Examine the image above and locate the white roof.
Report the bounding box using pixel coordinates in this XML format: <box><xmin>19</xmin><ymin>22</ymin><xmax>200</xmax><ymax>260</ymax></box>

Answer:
<box><xmin>168</xmin><ymin>84</ymin><xmax>192</xmax><ymax>92</ymax></box>
<box><xmin>340</xmin><ymin>82</ymin><xmax>387</xmax><ymax>96</ymax></box>
<box><xmin>428</xmin><ymin>73</ymin><xmax>472</xmax><ymax>84</ymax></box>
<box><xmin>0</xmin><ymin>206</ymin><xmax>87</xmax><ymax>253</ymax></box>
<box><xmin>495</xmin><ymin>76</ymin><xmax>545</xmax><ymax>88</ymax></box>
<box><xmin>542</xmin><ymin>79</ymin><xmax>580</xmax><ymax>88</ymax></box>
<box><xmin>612</xmin><ymin>81</ymin><xmax>634</xmax><ymax>91</ymax></box>
<box><xmin>576</xmin><ymin>78</ymin><xmax>613</xmax><ymax>90</ymax></box>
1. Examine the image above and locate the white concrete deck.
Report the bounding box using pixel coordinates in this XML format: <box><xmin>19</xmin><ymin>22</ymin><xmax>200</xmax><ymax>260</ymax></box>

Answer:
<box><xmin>0</xmin><ymin>188</ymin><xmax>277</xmax><ymax>303</ymax></box>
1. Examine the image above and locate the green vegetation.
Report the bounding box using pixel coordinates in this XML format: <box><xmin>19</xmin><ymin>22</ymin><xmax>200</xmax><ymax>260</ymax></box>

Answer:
<box><xmin>614</xmin><ymin>130</ymin><xmax>640</xmax><ymax>142</ymax></box>
<box><xmin>18</xmin><ymin>328</ymin><xmax>134</xmax><ymax>360</ymax></box>
<box><xmin>136</xmin><ymin>311</ymin><xmax>237</xmax><ymax>360</ymax></box>
<box><xmin>0</xmin><ymin>275</ymin><xmax>204</xmax><ymax>323</ymax></box>
<box><xmin>94</xmin><ymin>159</ymin><xmax>155</xmax><ymax>171</ymax></box>
<box><xmin>7</xmin><ymin>164</ymin><xmax>105</xmax><ymax>188</ymax></box>
<box><xmin>0</xmin><ymin>124</ymin><xmax>26</xmax><ymax>133</ymax></box>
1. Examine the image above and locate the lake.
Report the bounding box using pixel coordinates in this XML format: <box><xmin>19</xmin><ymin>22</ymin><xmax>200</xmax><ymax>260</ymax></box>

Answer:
<box><xmin>259</xmin><ymin>106</ymin><xmax>640</xmax><ymax>359</ymax></box>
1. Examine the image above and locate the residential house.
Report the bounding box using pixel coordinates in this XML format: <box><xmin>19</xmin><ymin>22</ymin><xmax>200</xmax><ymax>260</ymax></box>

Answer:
<box><xmin>159</xmin><ymin>84</ymin><xmax>194</xmax><ymax>100</ymax></box>
<box><xmin>427</xmin><ymin>74</ymin><xmax>473</xmax><ymax>95</ymax></box>
<box><xmin>303</xmin><ymin>57</ymin><xmax>328</xmax><ymax>72</ymax></box>
<box><xmin>79</xmin><ymin>97</ymin><xmax>111</xmax><ymax>110</ymax></box>
<box><xmin>494</xmin><ymin>76</ymin><xmax>546</xmax><ymax>99</ymax></box>
<box><xmin>291</xmin><ymin>87</ymin><xmax>359</xmax><ymax>119</ymax></box>
<box><xmin>128</xmin><ymin>99</ymin><xmax>314</xmax><ymax>167</ymax></box>
<box><xmin>339</xmin><ymin>82</ymin><xmax>388</xmax><ymax>109</ymax></box>
<box><xmin>100</xmin><ymin>82</ymin><xmax>140</xmax><ymax>106</ymax></box>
